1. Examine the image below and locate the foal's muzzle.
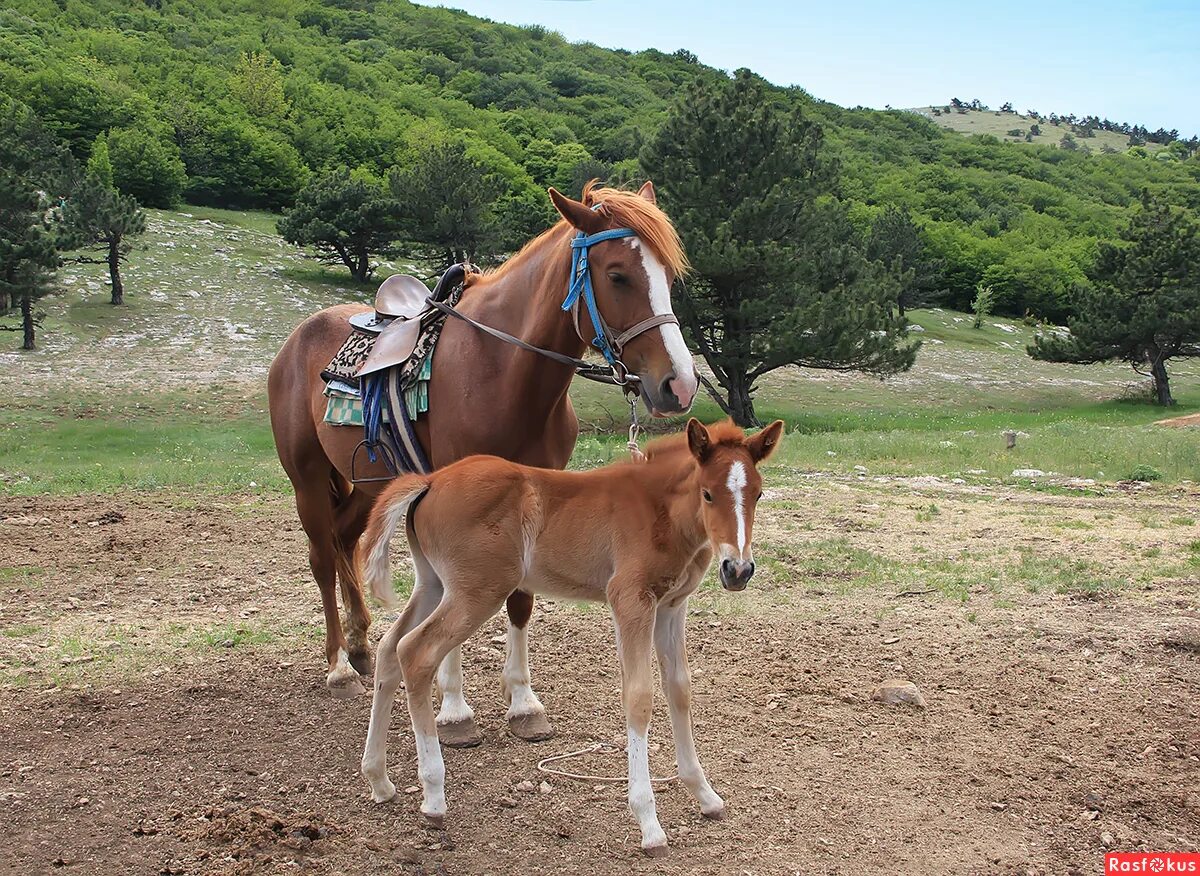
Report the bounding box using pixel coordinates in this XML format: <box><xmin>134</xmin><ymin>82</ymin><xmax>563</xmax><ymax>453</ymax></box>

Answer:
<box><xmin>719</xmin><ymin>558</ymin><xmax>755</xmax><ymax>591</ymax></box>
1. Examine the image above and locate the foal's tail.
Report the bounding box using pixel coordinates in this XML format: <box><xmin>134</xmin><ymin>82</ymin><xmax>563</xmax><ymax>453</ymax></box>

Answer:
<box><xmin>358</xmin><ymin>474</ymin><xmax>430</xmax><ymax>610</ymax></box>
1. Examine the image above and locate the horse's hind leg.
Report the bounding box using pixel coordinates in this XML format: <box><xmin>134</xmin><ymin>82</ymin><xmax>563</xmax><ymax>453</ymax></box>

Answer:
<box><xmin>333</xmin><ymin>484</ymin><xmax>376</xmax><ymax>676</ymax></box>
<box><xmin>294</xmin><ymin>476</ymin><xmax>363</xmax><ymax>698</ymax></box>
<box><xmin>501</xmin><ymin>590</ymin><xmax>554</xmax><ymax>741</ymax></box>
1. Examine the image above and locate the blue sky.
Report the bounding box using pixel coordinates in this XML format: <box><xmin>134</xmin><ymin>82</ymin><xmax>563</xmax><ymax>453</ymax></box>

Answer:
<box><xmin>414</xmin><ymin>0</ymin><xmax>1200</xmax><ymax>134</ymax></box>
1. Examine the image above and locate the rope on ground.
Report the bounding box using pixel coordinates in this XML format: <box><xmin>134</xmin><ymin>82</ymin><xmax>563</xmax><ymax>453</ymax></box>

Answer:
<box><xmin>536</xmin><ymin>742</ymin><xmax>677</xmax><ymax>786</ymax></box>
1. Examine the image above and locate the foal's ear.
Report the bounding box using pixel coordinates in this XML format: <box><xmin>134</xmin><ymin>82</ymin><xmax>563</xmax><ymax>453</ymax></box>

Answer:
<box><xmin>548</xmin><ymin>187</ymin><xmax>605</xmax><ymax>235</ymax></box>
<box><xmin>686</xmin><ymin>417</ymin><xmax>711</xmax><ymax>462</ymax></box>
<box><xmin>746</xmin><ymin>420</ymin><xmax>785</xmax><ymax>465</ymax></box>
<box><xmin>637</xmin><ymin>180</ymin><xmax>657</xmax><ymax>204</ymax></box>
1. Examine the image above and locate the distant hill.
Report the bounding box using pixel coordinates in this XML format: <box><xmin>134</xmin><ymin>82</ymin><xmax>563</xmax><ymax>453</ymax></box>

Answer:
<box><xmin>912</xmin><ymin>106</ymin><xmax>1169</xmax><ymax>155</ymax></box>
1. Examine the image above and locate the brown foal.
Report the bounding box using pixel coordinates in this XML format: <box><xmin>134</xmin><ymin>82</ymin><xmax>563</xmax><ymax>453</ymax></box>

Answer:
<box><xmin>358</xmin><ymin>417</ymin><xmax>784</xmax><ymax>856</ymax></box>
<box><xmin>268</xmin><ymin>182</ymin><xmax>698</xmax><ymax>743</ymax></box>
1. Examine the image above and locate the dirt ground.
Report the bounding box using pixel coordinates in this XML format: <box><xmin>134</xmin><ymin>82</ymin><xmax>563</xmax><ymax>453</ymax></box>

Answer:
<box><xmin>1</xmin><ymin>484</ymin><xmax>1199</xmax><ymax>876</ymax></box>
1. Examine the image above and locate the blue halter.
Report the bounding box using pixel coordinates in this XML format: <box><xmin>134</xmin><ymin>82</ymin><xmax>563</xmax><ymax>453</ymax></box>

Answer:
<box><xmin>562</xmin><ymin>227</ymin><xmax>637</xmax><ymax>365</ymax></box>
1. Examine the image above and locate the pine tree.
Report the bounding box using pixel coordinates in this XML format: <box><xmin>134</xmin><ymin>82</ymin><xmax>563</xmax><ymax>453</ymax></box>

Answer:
<box><xmin>278</xmin><ymin>168</ymin><xmax>403</xmax><ymax>283</ymax></box>
<box><xmin>1029</xmin><ymin>192</ymin><xmax>1200</xmax><ymax>405</ymax></box>
<box><xmin>387</xmin><ymin>140</ymin><xmax>510</xmax><ymax>271</ymax></box>
<box><xmin>865</xmin><ymin>206</ymin><xmax>943</xmax><ymax>315</ymax></box>
<box><xmin>0</xmin><ymin>175</ymin><xmax>61</xmax><ymax>349</ymax></box>
<box><xmin>641</xmin><ymin>69</ymin><xmax>918</xmax><ymax>426</ymax></box>
<box><xmin>0</xmin><ymin>102</ymin><xmax>74</xmax><ymax>349</ymax></box>
<box><xmin>61</xmin><ymin>174</ymin><xmax>146</xmax><ymax>305</ymax></box>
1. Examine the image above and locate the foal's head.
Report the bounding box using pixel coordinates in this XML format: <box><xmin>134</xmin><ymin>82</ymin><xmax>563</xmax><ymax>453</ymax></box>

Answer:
<box><xmin>547</xmin><ymin>181</ymin><xmax>699</xmax><ymax>416</ymax></box>
<box><xmin>686</xmin><ymin>418</ymin><xmax>785</xmax><ymax>591</ymax></box>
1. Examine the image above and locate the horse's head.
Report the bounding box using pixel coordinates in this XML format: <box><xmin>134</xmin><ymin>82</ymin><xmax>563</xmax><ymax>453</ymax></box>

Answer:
<box><xmin>685</xmin><ymin>418</ymin><xmax>784</xmax><ymax>591</ymax></box>
<box><xmin>548</xmin><ymin>181</ymin><xmax>699</xmax><ymax>416</ymax></box>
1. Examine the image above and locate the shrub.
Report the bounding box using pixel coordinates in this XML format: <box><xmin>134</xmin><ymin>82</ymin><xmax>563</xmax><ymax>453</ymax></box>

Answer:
<box><xmin>1127</xmin><ymin>464</ymin><xmax>1164</xmax><ymax>482</ymax></box>
<box><xmin>105</xmin><ymin>128</ymin><xmax>187</xmax><ymax>207</ymax></box>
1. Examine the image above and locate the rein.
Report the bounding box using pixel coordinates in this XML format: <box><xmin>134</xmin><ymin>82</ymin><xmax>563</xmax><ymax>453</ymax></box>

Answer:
<box><xmin>429</xmin><ymin>225</ymin><xmax>679</xmax><ymax>392</ymax></box>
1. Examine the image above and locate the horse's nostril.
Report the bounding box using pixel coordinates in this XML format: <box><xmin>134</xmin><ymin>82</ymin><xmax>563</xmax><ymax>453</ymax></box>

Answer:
<box><xmin>659</xmin><ymin>373</ymin><xmax>678</xmax><ymax>403</ymax></box>
<box><xmin>743</xmin><ymin>561</ymin><xmax>756</xmax><ymax>581</ymax></box>
<box><xmin>721</xmin><ymin>558</ymin><xmax>735</xmax><ymax>579</ymax></box>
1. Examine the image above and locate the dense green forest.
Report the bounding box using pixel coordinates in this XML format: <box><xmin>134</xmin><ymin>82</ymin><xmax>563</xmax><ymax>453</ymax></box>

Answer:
<box><xmin>2</xmin><ymin>0</ymin><xmax>1198</xmax><ymax>320</ymax></box>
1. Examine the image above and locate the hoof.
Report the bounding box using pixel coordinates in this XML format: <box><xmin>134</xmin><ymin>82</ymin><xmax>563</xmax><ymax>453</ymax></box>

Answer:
<box><xmin>507</xmin><ymin>711</ymin><xmax>555</xmax><ymax>742</ymax></box>
<box><xmin>368</xmin><ymin>779</ymin><xmax>397</xmax><ymax>804</ymax></box>
<box><xmin>643</xmin><ymin>841</ymin><xmax>669</xmax><ymax>858</ymax></box>
<box><xmin>328</xmin><ymin>674</ymin><xmax>366</xmax><ymax>699</ymax></box>
<box><xmin>701</xmin><ymin>804</ymin><xmax>726</xmax><ymax>821</ymax></box>
<box><xmin>348</xmin><ymin>648</ymin><xmax>374</xmax><ymax>677</ymax></box>
<box><xmin>421</xmin><ymin>810</ymin><xmax>445</xmax><ymax>830</ymax></box>
<box><xmin>437</xmin><ymin>717</ymin><xmax>483</xmax><ymax>748</ymax></box>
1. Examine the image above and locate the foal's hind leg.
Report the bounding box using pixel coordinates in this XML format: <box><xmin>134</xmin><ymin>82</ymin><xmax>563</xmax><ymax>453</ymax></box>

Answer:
<box><xmin>362</xmin><ymin>577</ymin><xmax>444</xmax><ymax>803</ymax></box>
<box><xmin>500</xmin><ymin>590</ymin><xmax>554</xmax><ymax>741</ymax></box>
<box><xmin>399</xmin><ymin>587</ymin><xmax>509</xmax><ymax>826</ymax></box>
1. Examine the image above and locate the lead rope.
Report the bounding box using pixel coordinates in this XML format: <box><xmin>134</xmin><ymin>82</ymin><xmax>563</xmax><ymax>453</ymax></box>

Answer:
<box><xmin>627</xmin><ymin>393</ymin><xmax>647</xmax><ymax>463</ymax></box>
<box><xmin>537</xmin><ymin>742</ymin><xmax>678</xmax><ymax>786</ymax></box>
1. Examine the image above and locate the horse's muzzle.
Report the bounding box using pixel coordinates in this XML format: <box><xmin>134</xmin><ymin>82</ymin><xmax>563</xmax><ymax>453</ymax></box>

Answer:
<box><xmin>719</xmin><ymin>558</ymin><xmax>754</xmax><ymax>591</ymax></box>
<box><xmin>641</xmin><ymin>369</ymin><xmax>698</xmax><ymax>417</ymax></box>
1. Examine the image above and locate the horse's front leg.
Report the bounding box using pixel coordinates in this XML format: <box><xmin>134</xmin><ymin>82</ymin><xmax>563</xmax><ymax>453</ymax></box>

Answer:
<box><xmin>501</xmin><ymin>590</ymin><xmax>554</xmax><ymax>741</ymax></box>
<box><xmin>611</xmin><ymin>580</ymin><xmax>668</xmax><ymax>856</ymax></box>
<box><xmin>655</xmin><ymin>597</ymin><xmax>724</xmax><ymax>819</ymax></box>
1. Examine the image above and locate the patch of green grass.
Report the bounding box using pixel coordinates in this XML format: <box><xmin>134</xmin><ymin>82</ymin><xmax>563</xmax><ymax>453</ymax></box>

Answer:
<box><xmin>190</xmin><ymin>624</ymin><xmax>278</xmax><ymax>649</ymax></box>
<box><xmin>1011</xmin><ymin>549</ymin><xmax>1122</xmax><ymax>598</ymax></box>
<box><xmin>0</xmin><ymin>566</ymin><xmax>43</xmax><ymax>588</ymax></box>
<box><xmin>1054</xmin><ymin>519</ymin><xmax>1094</xmax><ymax>530</ymax></box>
<box><xmin>1169</xmin><ymin>516</ymin><xmax>1195</xmax><ymax>526</ymax></box>
<box><xmin>2</xmin><ymin>623</ymin><xmax>41</xmax><ymax>638</ymax></box>
<box><xmin>916</xmin><ymin>503</ymin><xmax>940</xmax><ymax>522</ymax></box>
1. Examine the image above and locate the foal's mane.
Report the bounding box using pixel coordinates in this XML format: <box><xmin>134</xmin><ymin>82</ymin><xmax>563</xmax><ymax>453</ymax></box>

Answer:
<box><xmin>643</xmin><ymin>420</ymin><xmax>747</xmax><ymax>466</ymax></box>
<box><xmin>469</xmin><ymin>181</ymin><xmax>688</xmax><ymax>287</ymax></box>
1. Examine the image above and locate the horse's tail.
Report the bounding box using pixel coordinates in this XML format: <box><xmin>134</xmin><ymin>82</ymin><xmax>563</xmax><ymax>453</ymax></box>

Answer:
<box><xmin>358</xmin><ymin>474</ymin><xmax>430</xmax><ymax>610</ymax></box>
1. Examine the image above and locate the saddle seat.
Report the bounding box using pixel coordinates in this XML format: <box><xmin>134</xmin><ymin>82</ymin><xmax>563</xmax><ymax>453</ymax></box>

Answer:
<box><xmin>351</xmin><ymin>264</ymin><xmax>474</xmax><ymax>377</ymax></box>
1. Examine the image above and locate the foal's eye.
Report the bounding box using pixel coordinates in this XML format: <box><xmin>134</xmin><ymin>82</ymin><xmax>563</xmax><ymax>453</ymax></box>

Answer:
<box><xmin>702</xmin><ymin>489</ymin><xmax>712</xmax><ymax>503</ymax></box>
<box><xmin>757</xmin><ymin>490</ymin><xmax>763</xmax><ymax>500</ymax></box>
<box><xmin>607</xmin><ymin>272</ymin><xmax>627</xmax><ymax>286</ymax></box>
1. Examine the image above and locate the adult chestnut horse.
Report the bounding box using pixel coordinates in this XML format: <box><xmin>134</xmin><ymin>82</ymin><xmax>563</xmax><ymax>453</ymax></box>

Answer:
<box><xmin>267</xmin><ymin>181</ymin><xmax>698</xmax><ymax>744</ymax></box>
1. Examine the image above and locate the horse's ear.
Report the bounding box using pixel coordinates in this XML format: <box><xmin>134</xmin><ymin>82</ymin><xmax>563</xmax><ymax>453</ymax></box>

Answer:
<box><xmin>747</xmin><ymin>420</ymin><xmax>785</xmax><ymax>465</ymax></box>
<box><xmin>637</xmin><ymin>180</ymin><xmax>656</xmax><ymax>204</ymax></box>
<box><xmin>549</xmin><ymin>187</ymin><xmax>605</xmax><ymax>235</ymax></box>
<box><xmin>686</xmin><ymin>418</ymin><xmax>711</xmax><ymax>463</ymax></box>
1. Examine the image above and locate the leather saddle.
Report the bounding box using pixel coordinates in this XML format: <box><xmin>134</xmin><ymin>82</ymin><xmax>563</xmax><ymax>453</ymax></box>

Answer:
<box><xmin>353</xmin><ymin>265</ymin><xmax>473</xmax><ymax>377</ymax></box>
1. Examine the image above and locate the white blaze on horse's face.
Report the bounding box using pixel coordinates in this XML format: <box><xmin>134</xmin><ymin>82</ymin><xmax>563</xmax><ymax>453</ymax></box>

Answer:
<box><xmin>628</xmin><ymin>239</ymin><xmax>698</xmax><ymax>412</ymax></box>
<box><xmin>699</xmin><ymin>453</ymin><xmax>762</xmax><ymax>592</ymax></box>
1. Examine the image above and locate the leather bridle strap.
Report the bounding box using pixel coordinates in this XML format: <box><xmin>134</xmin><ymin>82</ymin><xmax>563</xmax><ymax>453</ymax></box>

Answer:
<box><xmin>424</xmin><ymin>297</ymin><xmax>638</xmax><ymax>388</ymax></box>
<box><xmin>611</xmin><ymin>313</ymin><xmax>679</xmax><ymax>350</ymax></box>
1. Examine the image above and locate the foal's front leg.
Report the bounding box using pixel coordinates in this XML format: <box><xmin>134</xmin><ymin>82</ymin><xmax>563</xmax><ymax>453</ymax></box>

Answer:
<box><xmin>611</xmin><ymin>582</ymin><xmax>669</xmax><ymax>856</ymax></box>
<box><xmin>655</xmin><ymin>598</ymin><xmax>724</xmax><ymax>818</ymax></box>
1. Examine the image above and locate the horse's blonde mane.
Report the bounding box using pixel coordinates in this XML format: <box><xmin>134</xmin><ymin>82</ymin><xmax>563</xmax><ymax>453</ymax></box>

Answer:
<box><xmin>467</xmin><ymin>180</ymin><xmax>688</xmax><ymax>287</ymax></box>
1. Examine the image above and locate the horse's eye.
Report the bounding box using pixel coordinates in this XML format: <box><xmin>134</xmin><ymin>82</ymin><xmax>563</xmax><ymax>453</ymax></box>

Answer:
<box><xmin>702</xmin><ymin>489</ymin><xmax>712</xmax><ymax>503</ymax></box>
<box><xmin>607</xmin><ymin>272</ymin><xmax>627</xmax><ymax>286</ymax></box>
<box><xmin>757</xmin><ymin>491</ymin><xmax>763</xmax><ymax>500</ymax></box>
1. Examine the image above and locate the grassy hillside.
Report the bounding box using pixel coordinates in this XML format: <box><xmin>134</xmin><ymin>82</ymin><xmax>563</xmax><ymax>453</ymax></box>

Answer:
<box><xmin>2</xmin><ymin>0</ymin><xmax>1199</xmax><ymax>321</ymax></box>
<box><xmin>914</xmin><ymin>106</ymin><xmax>1165</xmax><ymax>154</ymax></box>
<box><xmin>2</xmin><ymin>207</ymin><xmax>1196</xmax><ymax>494</ymax></box>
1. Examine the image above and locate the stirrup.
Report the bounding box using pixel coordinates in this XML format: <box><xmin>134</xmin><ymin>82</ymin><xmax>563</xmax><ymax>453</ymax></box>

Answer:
<box><xmin>350</xmin><ymin>439</ymin><xmax>400</xmax><ymax>484</ymax></box>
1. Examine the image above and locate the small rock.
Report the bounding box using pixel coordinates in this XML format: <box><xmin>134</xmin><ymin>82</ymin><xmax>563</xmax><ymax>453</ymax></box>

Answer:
<box><xmin>514</xmin><ymin>780</ymin><xmax>535</xmax><ymax>793</ymax></box>
<box><xmin>1012</xmin><ymin>469</ymin><xmax>1045</xmax><ymax>478</ymax></box>
<box><xmin>1048</xmin><ymin>674</ymin><xmax>1067</xmax><ymax>684</ymax></box>
<box><xmin>990</xmin><ymin>801</ymin><xmax>1007</xmax><ymax>811</ymax></box>
<box><xmin>882</xmin><ymin>636</ymin><xmax>901</xmax><ymax>645</ymax></box>
<box><xmin>1084</xmin><ymin>792</ymin><xmax>1102</xmax><ymax>811</ymax></box>
<box><xmin>404</xmin><ymin>786</ymin><xmax>420</xmax><ymax>795</ymax></box>
<box><xmin>1100</xmin><ymin>831</ymin><xmax>1115</xmax><ymax>847</ymax></box>
<box><xmin>498</xmin><ymin>796</ymin><xmax>518</xmax><ymax>808</ymax></box>
<box><xmin>539</xmin><ymin>781</ymin><xmax>552</xmax><ymax>795</ymax></box>
<box><xmin>870</xmin><ymin>679</ymin><xmax>926</xmax><ymax>708</ymax></box>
